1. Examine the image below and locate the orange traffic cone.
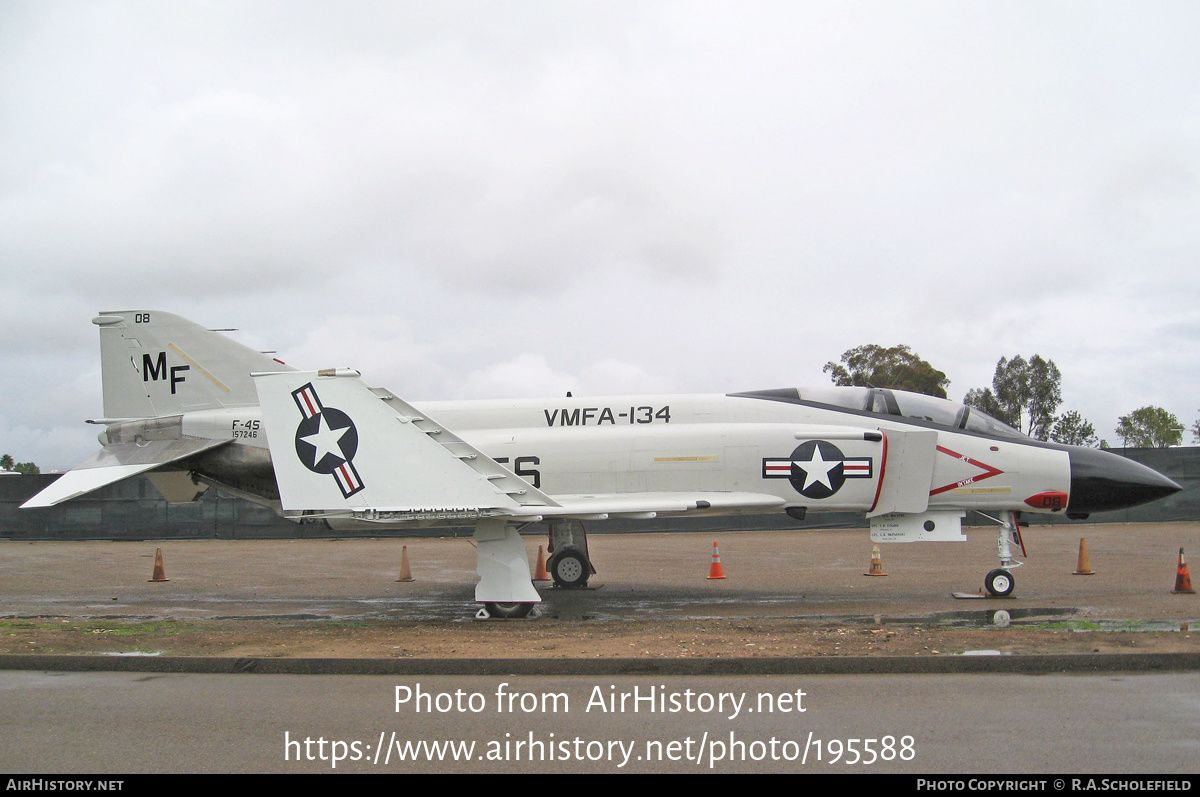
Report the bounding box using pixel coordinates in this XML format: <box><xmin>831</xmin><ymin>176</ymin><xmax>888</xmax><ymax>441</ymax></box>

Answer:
<box><xmin>707</xmin><ymin>541</ymin><xmax>726</xmax><ymax>579</ymax></box>
<box><xmin>1173</xmin><ymin>548</ymin><xmax>1195</xmax><ymax>594</ymax></box>
<box><xmin>1074</xmin><ymin>538</ymin><xmax>1095</xmax><ymax>575</ymax></box>
<box><xmin>533</xmin><ymin>545</ymin><xmax>551</xmax><ymax>582</ymax></box>
<box><xmin>396</xmin><ymin>545</ymin><xmax>413</xmax><ymax>582</ymax></box>
<box><xmin>149</xmin><ymin>548</ymin><xmax>169</xmax><ymax>582</ymax></box>
<box><xmin>864</xmin><ymin>544</ymin><xmax>887</xmax><ymax>576</ymax></box>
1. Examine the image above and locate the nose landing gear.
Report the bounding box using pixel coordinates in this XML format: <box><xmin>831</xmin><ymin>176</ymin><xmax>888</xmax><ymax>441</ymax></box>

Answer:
<box><xmin>980</xmin><ymin>510</ymin><xmax>1024</xmax><ymax>597</ymax></box>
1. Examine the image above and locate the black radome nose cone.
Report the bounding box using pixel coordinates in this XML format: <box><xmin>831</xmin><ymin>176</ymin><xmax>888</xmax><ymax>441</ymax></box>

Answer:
<box><xmin>1068</xmin><ymin>446</ymin><xmax>1181</xmax><ymax>514</ymax></box>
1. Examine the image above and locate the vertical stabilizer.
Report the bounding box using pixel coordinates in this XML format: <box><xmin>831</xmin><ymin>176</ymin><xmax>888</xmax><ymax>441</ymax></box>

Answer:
<box><xmin>95</xmin><ymin>310</ymin><xmax>293</xmax><ymax>419</ymax></box>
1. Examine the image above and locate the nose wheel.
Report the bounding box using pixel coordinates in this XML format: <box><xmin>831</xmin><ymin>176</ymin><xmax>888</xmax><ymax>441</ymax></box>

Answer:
<box><xmin>985</xmin><ymin>568</ymin><xmax>1014</xmax><ymax>597</ymax></box>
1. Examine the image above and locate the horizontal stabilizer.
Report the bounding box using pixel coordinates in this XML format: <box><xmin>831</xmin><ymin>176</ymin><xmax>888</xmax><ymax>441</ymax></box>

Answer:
<box><xmin>20</xmin><ymin>437</ymin><xmax>230</xmax><ymax>508</ymax></box>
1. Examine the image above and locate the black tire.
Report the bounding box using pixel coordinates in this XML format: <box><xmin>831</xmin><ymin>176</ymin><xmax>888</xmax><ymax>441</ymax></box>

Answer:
<box><xmin>484</xmin><ymin>602</ymin><xmax>533</xmax><ymax>619</ymax></box>
<box><xmin>548</xmin><ymin>548</ymin><xmax>590</xmax><ymax>589</ymax></box>
<box><xmin>985</xmin><ymin>568</ymin><xmax>1015</xmax><ymax>597</ymax></box>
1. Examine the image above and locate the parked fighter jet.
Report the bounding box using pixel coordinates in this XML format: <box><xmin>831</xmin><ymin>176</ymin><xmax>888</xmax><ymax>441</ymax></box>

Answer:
<box><xmin>23</xmin><ymin>311</ymin><xmax>1181</xmax><ymax>617</ymax></box>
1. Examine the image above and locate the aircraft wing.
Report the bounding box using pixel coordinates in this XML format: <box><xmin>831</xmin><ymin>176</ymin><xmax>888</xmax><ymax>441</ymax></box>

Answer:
<box><xmin>254</xmin><ymin>369</ymin><xmax>561</xmax><ymax>517</ymax></box>
<box><xmin>308</xmin><ymin>491</ymin><xmax>785</xmax><ymax>524</ymax></box>
<box><xmin>254</xmin><ymin>369</ymin><xmax>786</xmax><ymax>523</ymax></box>
<box><xmin>20</xmin><ymin>437</ymin><xmax>232</xmax><ymax>508</ymax></box>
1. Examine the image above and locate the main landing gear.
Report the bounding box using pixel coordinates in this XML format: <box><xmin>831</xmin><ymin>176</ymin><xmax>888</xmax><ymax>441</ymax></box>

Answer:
<box><xmin>548</xmin><ymin>547</ymin><xmax>590</xmax><ymax>588</ymax></box>
<box><xmin>474</xmin><ymin>518</ymin><xmax>541</xmax><ymax>619</ymax></box>
<box><xmin>547</xmin><ymin>520</ymin><xmax>595</xmax><ymax>589</ymax></box>
<box><xmin>472</xmin><ymin>519</ymin><xmax>597</xmax><ymax>619</ymax></box>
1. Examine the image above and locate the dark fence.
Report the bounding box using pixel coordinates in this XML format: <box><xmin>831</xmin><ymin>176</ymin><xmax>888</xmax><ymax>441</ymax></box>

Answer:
<box><xmin>4</xmin><ymin>447</ymin><xmax>1199</xmax><ymax>541</ymax></box>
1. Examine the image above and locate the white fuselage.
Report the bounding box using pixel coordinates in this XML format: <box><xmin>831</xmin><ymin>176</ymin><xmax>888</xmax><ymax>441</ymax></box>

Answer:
<box><xmin>184</xmin><ymin>390</ymin><xmax>1071</xmax><ymax>517</ymax></box>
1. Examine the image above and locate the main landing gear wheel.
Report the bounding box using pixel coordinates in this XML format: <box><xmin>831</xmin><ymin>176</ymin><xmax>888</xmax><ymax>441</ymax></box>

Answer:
<box><xmin>483</xmin><ymin>602</ymin><xmax>534</xmax><ymax>619</ymax></box>
<box><xmin>985</xmin><ymin>568</ymin><xmax>1015</xmax><ymax>597</ymax></box>
<box><xmin>548</xmin><ymin>548</ymin><xmax>590</xmax><ymax>589</ymax></box>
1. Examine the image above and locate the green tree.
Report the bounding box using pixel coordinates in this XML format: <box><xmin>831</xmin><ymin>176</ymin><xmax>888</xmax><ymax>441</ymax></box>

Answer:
<box><xmin>1191</xmin><ymin>413</ymin><xmax>1200</xmax><ymax>443</ymax></box>
<box><xmin>1050</xmin><ymin>410</ymin><xmax>1097</xmax><ymax>447</ymax></box>
<box><xmin>965</xmin><ymin>354</ymin><xmax>1062</xmax><ymax>440</ymax></box>
<box><xmin>2</xmin><ymin>454</ymin><xmax>39</xmax><ymax>474</ymax></box>
<box><xmin>1115</xmin><ymin>406</ymin><xmax>1183</xmax><ymax>448</ymax></box>
<box><xmin>823</xmin><ymin>344</ymin><xmax>949</xmax><ymax>398</ymax></box>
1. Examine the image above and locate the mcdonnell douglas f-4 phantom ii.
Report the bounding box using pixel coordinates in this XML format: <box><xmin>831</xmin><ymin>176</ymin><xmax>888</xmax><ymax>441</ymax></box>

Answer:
<box><xmin>23</xmin><ymin>311</ymin><xmax>1181</xmax><ymax>617</ymax></box>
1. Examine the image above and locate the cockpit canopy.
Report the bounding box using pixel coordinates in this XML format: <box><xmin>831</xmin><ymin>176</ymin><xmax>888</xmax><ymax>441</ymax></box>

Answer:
<box><xmin>744</xmin><ymin>386</ymin><xmax>1027</xmax><ymax>439</ymax></box>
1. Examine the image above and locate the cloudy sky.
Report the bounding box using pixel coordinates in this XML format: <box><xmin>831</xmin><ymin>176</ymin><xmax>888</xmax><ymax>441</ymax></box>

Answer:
<box><xmin>3</xmin><ymin>1</ymin><xmax>1199</xmax><ymax>470</ymax></box>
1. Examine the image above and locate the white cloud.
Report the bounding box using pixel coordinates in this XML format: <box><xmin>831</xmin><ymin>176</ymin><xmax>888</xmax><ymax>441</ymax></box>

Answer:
<box><xmin>458</xmin><ymin>353</ymin><xmax>676</xmax><ymax>400</ymax></box>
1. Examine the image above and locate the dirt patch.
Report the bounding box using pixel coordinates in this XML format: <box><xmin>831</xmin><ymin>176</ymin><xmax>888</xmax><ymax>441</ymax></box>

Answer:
<box><xmin>2</xmin><ymin>617</ymin><xmax>1197</xmax><ymax>660</ymax></box>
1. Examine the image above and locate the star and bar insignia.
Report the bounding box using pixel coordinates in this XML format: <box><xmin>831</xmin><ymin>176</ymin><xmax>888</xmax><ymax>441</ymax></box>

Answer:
<box><xmin>762</xmin><ymin>440</ymin><xmax>873</xmax><ymax>499</ymax></box>
<box><xmin>292</xmin><ymin>382</ymin><xmax>365</xmax><ymax>498</ymax></box>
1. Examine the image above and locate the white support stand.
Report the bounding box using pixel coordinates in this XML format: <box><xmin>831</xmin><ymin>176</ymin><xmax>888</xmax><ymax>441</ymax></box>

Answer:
<box><xmin>474</xmin><ymin>518</ymin><xmax>541</xmax><ymax>605</ymax></box>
